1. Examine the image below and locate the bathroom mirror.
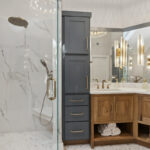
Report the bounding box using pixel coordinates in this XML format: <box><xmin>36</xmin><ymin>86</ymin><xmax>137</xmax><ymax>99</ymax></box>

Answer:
<box><xmin>90</xmin><ymin>29</ymin><xmax>123</xmax><ymax>83</ymax></box>
<box><xmin>124</xmin><ymin>26</ymin><xmax>150</xmax><ymax>83</ymax></box>
<box><xmin>91</xmin><ymin>26</ymin><xmax>150</xmax><ymax>83</ymax></box>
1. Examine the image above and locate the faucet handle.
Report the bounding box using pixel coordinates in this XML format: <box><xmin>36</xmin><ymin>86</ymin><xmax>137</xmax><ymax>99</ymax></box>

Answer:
<box><xmin>107</xmin><ymin>84</ymin><xmax>111</xmax><ymax>89</ymax></box>
<box><xmin>93</xmin><ymin>78</ymin><xmax>99</xmax><ymax>83</ymax></box>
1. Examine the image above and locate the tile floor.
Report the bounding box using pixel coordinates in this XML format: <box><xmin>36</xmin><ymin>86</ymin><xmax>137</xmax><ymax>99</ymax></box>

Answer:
<box><xmin>0</xmin><ymin>131</ymin><xmax>53</xmax><ymax>150</ymax></box>
<box><xmin>65</xmin><ymin>144</ymin><xmax>150</xmax><ymax>150</ymax></box>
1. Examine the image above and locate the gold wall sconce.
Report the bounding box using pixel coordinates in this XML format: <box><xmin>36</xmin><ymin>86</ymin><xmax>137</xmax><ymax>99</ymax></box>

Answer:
<box><xmin>114</xmin><ymin>37</ymin><xmax>127</xmax><ymax>69</ymax></box>
<box><xmin>137</xmin><ymin>35</ymin><xmax>144</xmax><ymax>66</ymax></box>
<box><xmin>147</xmin><ymin>55</ymin><xmax>150</xmax><ymax>69</ymax></box>
<box><xmin>114</xmin><ymin>40</ymin><xmax>120</xmax><ymax>67</ymax></box>
<box><xmin>129</xmin><ymin>56</ymin><xmax>133</xmax><ymax>70</ymax></box>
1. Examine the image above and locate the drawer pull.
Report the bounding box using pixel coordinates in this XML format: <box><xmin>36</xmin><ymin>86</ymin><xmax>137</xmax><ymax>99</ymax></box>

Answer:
<box><xmin>70</xmin><ymin>113</ymin><xmax>84</xmax><ymax>116</ymax></box>
<box><xmin>70</xmin><ymin>130</ymin><xmax>84</xmax><ymax>134</ymax></box>
<box><xmin>86</xmin><ymin>37</ymin><xmax>89</xmax><ymax>50</ymax></box>
<box><xmin>86</xmin><ymin>76</ymin><xmax>89</xmax><ymax>90</ymax></box>
<box><xmin>69</xmin><ymin>99</ymin><xmax>84</xmax><ymax>103</ymax></box>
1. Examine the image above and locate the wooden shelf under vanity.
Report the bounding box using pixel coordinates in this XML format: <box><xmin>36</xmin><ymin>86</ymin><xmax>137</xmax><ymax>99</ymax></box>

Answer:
<box><xmin>90</xmin><ymin>94</ymin><xmax>150</xmax><ymax>148</ymax></box>
<box><xmin>138</xmin><ymin>121</ymin><xmax>150</xmax><ymax>126</ymax></box>
<box><xmin>94</xmin><ymin>132</ymin><xmax>134</xmax><ymax>142</ymax></box>
<box><xmin>91</xmin><ymin>94</ymin><xmax>135</xmax><ymax>148</ymax></box>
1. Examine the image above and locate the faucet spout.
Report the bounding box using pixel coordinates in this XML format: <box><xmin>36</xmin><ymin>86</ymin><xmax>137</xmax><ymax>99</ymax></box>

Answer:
<box><xmin>134</xmin><ymin>76</ymin><xmax>142</xmax><ymax>83</ymax></box>
<box><xmin>102</xmin><ymin>80</ymin><xmax>107</xmax><ymax>89</ymax></box>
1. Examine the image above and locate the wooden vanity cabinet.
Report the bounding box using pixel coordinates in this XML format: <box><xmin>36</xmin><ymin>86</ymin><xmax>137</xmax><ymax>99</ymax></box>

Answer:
<box><xmin>92</xmin><ymin>94</ymin><xmax>133</xmax><ymax>124</ymax></box>
<box><xmin>141</xmin><ymin>96</ymin><xmax>150</xmax><ymax>123</ymax></box>
<box><xmin>91</xmin><ymin>94</ymin><xmax>134</xmax><ymax>148</ymax></box>
<box><xmin>93</xmin><ymin>95</ymin><xmax>114</xmax><ymax>123</ymax></box>
<box><xmin>91</xmin><ymin>94</ymin><xmax>150</xmax><ymax>148</ymax></box>
<box><xmin>115</xmin><ymin>95</ymin><xmax>133</xmax><ymax>122</ymax></box>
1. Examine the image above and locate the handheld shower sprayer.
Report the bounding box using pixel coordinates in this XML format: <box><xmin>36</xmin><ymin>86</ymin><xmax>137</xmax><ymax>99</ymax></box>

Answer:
<box><xmin>40</xmin><ymin>58</ymin><xmax>56</xmax><ymax>124</ymax></box>
<box><xmin>40</xmin><ymin>58</ymin><xmax>56</xmax><ymax>101</ymax></box>
<box><xmin>40</xmin><ymin>59</ymin><xmax>50</xmax><ymax>76</ymax></box>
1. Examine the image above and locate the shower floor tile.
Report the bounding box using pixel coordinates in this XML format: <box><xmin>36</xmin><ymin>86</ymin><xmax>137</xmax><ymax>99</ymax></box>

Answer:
<box><xmin>0</xmin><ymin>131</ymin><xmax>53</xmax><ymax>150</ymax></box>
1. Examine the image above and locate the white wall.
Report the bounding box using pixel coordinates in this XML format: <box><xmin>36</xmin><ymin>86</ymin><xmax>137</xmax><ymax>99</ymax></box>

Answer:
<box><xmin>122</xmin><ymin>0</ymin><xmax>150</xmax><ymax>28</ymax></box>
<box><xmin>62</xmin><ymin>0</ymin><xmax>150</xmax><ymax>28</ymax></box>
<box><xmin>62</xmin><ymin>0</ymin><xmax>122</xmax><ymax>28</ymax></box>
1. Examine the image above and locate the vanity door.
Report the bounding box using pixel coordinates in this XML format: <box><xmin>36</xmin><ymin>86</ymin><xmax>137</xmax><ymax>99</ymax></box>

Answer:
<box><xmin>114</xmin><ymin>95</ymin><xmax>133</xmax><ymax>122</ymax></box>
<box><xmin>141</xmin><ymin>96</ymin><xmax>150</xmax><ymax>122</ymax></box>
<box><xmin>92</xmin><ymin>95</ymin><xmax>114</xmax><ymax>123</ymax></box>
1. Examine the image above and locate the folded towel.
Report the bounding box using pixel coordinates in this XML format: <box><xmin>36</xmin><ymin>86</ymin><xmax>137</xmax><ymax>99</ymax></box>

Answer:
<box><xmin>107</xmin><ymin>123</ymin><xmax>116</xmax><ymax>129</ymax></box>
<box><xmin>111</xmin><ymin>127</ymin><xmax>121</xmax><ymax>136</ymax></box>
<box><xmin>101</xmin><ymin>128</ymin><xmax>112</xmax><ymax>136</ymax></box>
<box><xmin>98</xmin><ymin>124</ymin><xmax>107</xmax><ymax>134</ymax></box>
<box><xmin>98</xmin><ymin>124</ymin><xmax>121</xmax><ymax>137</ymax></box>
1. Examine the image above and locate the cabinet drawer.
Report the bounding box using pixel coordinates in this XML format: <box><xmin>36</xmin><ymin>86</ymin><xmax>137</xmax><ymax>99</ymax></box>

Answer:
<box><xmin>65</xmin><ymin>95</ymin><xmax>89</xmax><ymax>106</ymax></box>
<box><xmin>65</xmin><ymin>106</ymin><xmax>89</xmax><ymax>122</ymax></box>
<box><xmin>65</xmin><ymin>122</ymin><xmax>89</xmax><ymax>140</ymax></box>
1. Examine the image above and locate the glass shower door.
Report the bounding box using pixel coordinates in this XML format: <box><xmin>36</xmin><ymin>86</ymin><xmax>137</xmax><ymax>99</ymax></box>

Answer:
<box><xmin>0</xmin><ymin>0</ymin><xmax>60</xmax><ymax>150</ymax></box>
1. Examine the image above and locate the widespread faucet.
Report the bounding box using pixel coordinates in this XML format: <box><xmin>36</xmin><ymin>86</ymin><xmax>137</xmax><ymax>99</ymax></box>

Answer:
<box><xmin>102</xmin><ymin>80</ymin><xmax>107</xmax><ymax>89</ymax></box>
<box><xmin>134</xmin><ymin>76</ymin><xmax>143</xmax><ymax>83</ymax></box>
<box><xmin>93</xmin><ymin>78</ymin><xmax>100</xmax><ymax>89</ymax></box>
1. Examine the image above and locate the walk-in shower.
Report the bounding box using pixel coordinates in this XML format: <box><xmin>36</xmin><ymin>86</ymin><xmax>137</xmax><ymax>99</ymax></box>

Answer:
<box><xmin>0</xmin><ymin>0</ymin><xmax>60</xmax><ymax>150</ymax></box>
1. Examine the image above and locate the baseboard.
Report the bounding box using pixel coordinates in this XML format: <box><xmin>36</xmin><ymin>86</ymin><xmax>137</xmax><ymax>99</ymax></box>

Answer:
<box><xmin>64</xmin><ymin>140</ymin><xmax>89</xmax><ymax>145</ymax></box>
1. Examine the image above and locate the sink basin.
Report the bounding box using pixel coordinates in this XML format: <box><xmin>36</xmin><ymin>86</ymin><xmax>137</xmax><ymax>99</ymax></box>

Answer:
<box><xmin>94</xmin><ymin>88</ymin><xmax>120</xmax><ymax>91</ymax></box>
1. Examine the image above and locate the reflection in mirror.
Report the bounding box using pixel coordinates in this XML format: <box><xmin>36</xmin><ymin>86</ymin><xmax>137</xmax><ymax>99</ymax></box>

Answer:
<box><xmin>91</xmin><ymin>26</ymin><xmax>150</xmax><ymax>83</ymax></box>
<box><xmin>90</xmin><ymin>29</ymin><xmax>123</xmax><ymax>83</ymax></box>
<box><xmin>124</xmin><ymin>27</ymin><xmax>150</xmax><ymax>83</ymax></box>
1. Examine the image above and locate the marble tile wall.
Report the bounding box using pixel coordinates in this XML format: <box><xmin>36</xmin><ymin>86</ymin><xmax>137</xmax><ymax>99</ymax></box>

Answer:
<box><xmin>0</xmin><ymin>13</ymin><xmax>57</xmax><ymax>132</ymax></box>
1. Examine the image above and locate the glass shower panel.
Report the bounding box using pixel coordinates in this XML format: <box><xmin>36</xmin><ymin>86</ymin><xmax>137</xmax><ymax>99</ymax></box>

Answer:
<box><xmin>0</xmin><ymin>0</ymin><xmax>60</xmax><ymax>150</ymax></box>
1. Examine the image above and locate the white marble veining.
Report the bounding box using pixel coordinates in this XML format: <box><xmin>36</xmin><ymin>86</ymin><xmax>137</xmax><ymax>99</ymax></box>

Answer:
<box><xmin>0</xmin><ymin>0</ymin><xmax>57</xmax><ymax>134</ymax></box>
<box><xmin>65</xmin><ymin>144</ymin><xmax>150</xmax><ymax>150</ymax></box>
<box><xmin>90</xmin><ymin>83</ymin><xmax>150</xmax><ymax>94</ymax></box>
<box><xmin>91</xmin><ymin>88</ymin><xmax>150</xmax><ymax>94</ymax></box>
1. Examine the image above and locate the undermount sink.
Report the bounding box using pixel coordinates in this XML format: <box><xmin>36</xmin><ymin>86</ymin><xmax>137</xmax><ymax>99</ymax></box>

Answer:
<box><xmin>94</xmin><ymin>88</ymin><xmax>120</xmax><ymax>91</ymax></box>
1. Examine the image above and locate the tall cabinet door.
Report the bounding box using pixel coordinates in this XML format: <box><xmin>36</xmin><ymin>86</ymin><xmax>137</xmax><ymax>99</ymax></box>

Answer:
<box><xmin>115</xmin><ymin>95</ymin><xmax>133</xmax><ymax>122</ymax></box>
<box><xmin>64</xmin><ymin>17</ymin><xmax>90</xmax><ymax>54</ymax></box>
<box><xmin>65</xmin><ymin>55</ymin><xmax>90</xmax><ymax>94</ymax></box>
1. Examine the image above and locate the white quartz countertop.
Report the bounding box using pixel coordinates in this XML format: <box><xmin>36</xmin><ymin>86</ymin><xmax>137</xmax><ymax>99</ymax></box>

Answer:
<box><xmin>90</xmin><ymin>88</ymin><xmax>150</xmax><ymax>95</ymax></box>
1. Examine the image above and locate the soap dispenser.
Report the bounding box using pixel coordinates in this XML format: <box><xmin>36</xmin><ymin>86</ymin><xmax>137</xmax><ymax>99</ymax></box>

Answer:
<box><xmin>143</xmin><ymin>79</ymin><xmax>148</xmax><ymax>89</ymax></box>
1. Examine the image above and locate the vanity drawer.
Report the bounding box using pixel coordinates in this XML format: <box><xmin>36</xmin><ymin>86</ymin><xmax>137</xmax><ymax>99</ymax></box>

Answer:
<box><xmin>65</xmin><ymin>106</ymin><xmax>89</xmax><ymax>122</ymax></box>
<box><xmin>65</xmin><ymin>122</ymin><xmax>89</xmax><ymax>140</ymax></box>
<box><xmin>65</xmin><ymin>95</ymin><xmax>89</xmax><ymax>106</ymax></box>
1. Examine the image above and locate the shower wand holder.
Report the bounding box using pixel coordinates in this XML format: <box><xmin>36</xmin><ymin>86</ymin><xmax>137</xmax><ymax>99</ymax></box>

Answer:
<box><xmin>46</xmin><ymin>75</ymin><xmax>56</xmax><ymax>101</ymax></box>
